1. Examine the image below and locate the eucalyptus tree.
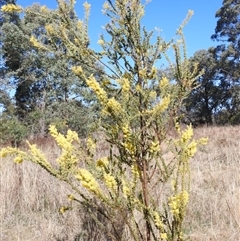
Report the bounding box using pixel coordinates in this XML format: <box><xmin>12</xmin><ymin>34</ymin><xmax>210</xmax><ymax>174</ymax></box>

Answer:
<box><xmin>0</xmin><ymin>0</ymin><xmax>19</xmax><ymax>110</ymax></box>
<box><xmin>185</xmin><ymin>48</ymin><xmax>232</xmax><ymax>125</ymax></box>
<box><xmin>211</xmin><ymin>0</ymin><xmax>240</xmax><ymax>123</ymax></box>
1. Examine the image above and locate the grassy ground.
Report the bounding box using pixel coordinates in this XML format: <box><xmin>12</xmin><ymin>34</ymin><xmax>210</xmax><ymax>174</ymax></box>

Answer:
<box><xmin>0</xmin><ymin>125</ymin><xmax>239</xmax><ymax>240</ymax></box>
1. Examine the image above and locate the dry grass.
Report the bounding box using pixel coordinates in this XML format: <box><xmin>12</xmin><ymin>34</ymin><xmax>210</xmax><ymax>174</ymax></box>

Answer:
<box><xmin>186</xmin><ymin>125</ymin><xmax>240</xmax><ymax>241</ymax></box>
<box><xmin>0</xmin><ymin>125</ymin><xmax>239</xmax><ymax>240</ymax></box>
<box><xmin>0</xmin><ymin>138</ymin><xmax>83</xmax><ymax>241</ymax></box>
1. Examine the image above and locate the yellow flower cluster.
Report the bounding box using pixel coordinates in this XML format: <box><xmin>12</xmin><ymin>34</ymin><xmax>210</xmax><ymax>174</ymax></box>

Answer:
<box><xmin>13</xmin><ymin>155</ymin><xmax>24</xmax><ymax>164</ymax></box>
<box><xmin>74</xmin><ymin>38</ymin><xmax>81</xmax><ymax>46</ymax></box>
<box><xmin>0</xmin><ymin>141</ymin><xmax>56</xmax><ymax>175</ymax></box>
<box><xmin>122</xmin><ymin>123</ymin><xmax>130</xmax><ymax>139</ymax></box>
<box><xmin>120</xmin><ymin>77</ymin><xmax>130</xmax><ymax>93</ymax></box>
<box><xmin>152</xmin><ymin>95</ymin><xmax>170</xmax><ymax>114</ymax></box>
<box><xmin>86</xmin><ymin>136</ymin><xmax>96</xmax><ymax>154</ymax></box>
<box><xmin>71</xmin><ymin>66</ymin><xmax>83</xmax><ymax>76</ymax></box>
<box><xmin>30</xmin><ymin>36</ymin><xmax>42</xmax><ymax>49</ymax></box>
<box><xmin>135</xmin><ymin>84</ymin><xmax>142</xmax><ymax>93</ymax></box>
<box><xmin>131</xmin><ymin>164</ymin><xmax>140</xmax><ymax>178</ymax></box>
<box><xmin>149</xmin><ymin>91</ymin><xmax>157</xmax><ymax>101</ymax></box>
<box><xmin>83</xmin><ymin>1</ymin><xmax>91</xmax><ymax>11</ymax></box>
<box><xmin>186</xmin><ymin>140</ymin><xmax>197</xmax><ymax>158</ymax></box>
<box><xmin>180</xmin><ymin>125</ymin><xmax>193</xmax><ymax>143</ymax></box>
<box><xmin>103</xmin><ymin>1</ymin><xmax>110</xmax><ymax>10</ymax></box>
<box><xmin>59</xmin><ymin>206</ymin><xmax>70</xmax><ymax>214</ymax></box>
<box><xmin>49</xmin><ymin>125</ymin><xmax>79</xmax><ymax>174</ymax></box>
<box><xmin>0</xmin><ymin>147</ymin><xmax>20</xmax><ymax>158</ymax></box>
<box><xmin>152</xmin><ymin>211</ymin><xmax>168</xmax><ymax>239</ymax></box>
<box><xmin>45</xmin><ymin>24</ymin><xmax>54</xmax><ymax>35</ymax></box>
<box><xmin>168</xmin><ymin>190</ymin><xmax>189</xmax><ymax>217</ymax></box>
<box><xmin>138</xmin><ymin>5</ymin><xmax>145</xmax><ymax>18</ymax></box>
<box><xmin>139</xmin><ymin>68</ymin><xmax>147</xmax><ymax>79</ymax></box>
<box><xmin>87</xmin><ymin>75</ymin><xmax>108</xmax><ymax>103</ymax></box>
<box><xmin>1</xmin><ymin>4</ymin><xmax>22</xmax><ymax>13</ymax></box>
<box><xmin>40</xmin><ymin>5</ymin><xmax>49</xmax><ymax>13</ymax></box>
<box><xmin>26</xmin><ymin>141</ymin><xmax>54</xmax><ymax>171</ymax></box>
<box><xmin>159</xmin><ymin>77</ymin><xmax>169</xmax><ymax>91</ymax></box>
<box><xmin>66</xmin><ymin>129</ymin><xmax>79</xmax><ymax>143</ymax></box>
<box><xmin>75</xmin><ymin>169</ymin><xmax>101</xmax><ymax>196</ymax></box>
<box><xmin>67</xmin><ymin>194</ymin><xmax>75</xmax><ymax>201</ymax></box>
<box><xmin>76</xmin><ymin>20</ymin><xmax>83</xmax><ymax>30</ymax></box>
<box><xmin>97</xmin><ymin>39</ymin><xmax>104</xmax><ymax>45</ymax></box>
<box><xmin>153</xmin><ymin>211</ymin><xmax>163</xmax><ymax>229</ymax></box>
<box><xmin>175</xmin><ymin>124</ymin><xmax>207</xmax><ymax>159</ymax></box>
<box><xmin>147</xmin><ymin>66</ymin><xmax>157</xmax><ymax>79</ymax></box>
<box><xmin>149</xmin><ymin>140</ymin><xmax>160</xmax><ymax>155</ymax></box>
<box><xmin>122</xmin><ymin>180</ymin><xmax>131</xmax><ymax>198</ymax></box>
<box><xmin>105</xmin><ymin>98</ymin><xmax>123</xmax><ymax>116</ymax></box>
<box><xmin>49</xmin><ymin>125</ymin><xmax>78</xmax><ymax>150</ymax></box>
<box><xmin>160</xmin><ymin>233</ymin><xmax>168</xmax><ymax>240</ymax></box>
<box><xmin>199</xmin><ymin>137</ymin><xmax>208</xmax><ymax>145</ymax></box>
<box><xmin>104</xmin><ymin>173</ymin><xmax>117</xmax><ymax>191</ymax></box>
<box><xmin>96</xmin><ymin>157</ymin><xmax>109</xmax><ymax>169</ymax></box>
<box><xmin>70</xmin><ymin>0</ymin><xmax>76</xmax><ymax>5</ymax></box>
<box><xmin>122</xmin><ymin>141</ymin><xmax>135</xmax><ymax>155</ymax></box>
<box><xmin>175</xmin><ymin>121</ymin><xmax>181</xmax><ymax>133</ymax></box>
<box><xmin>186</xmin><ymin>136</ymin><xmax>208</xmax><ymax>158</ymax></box>
<box><xmin>56</xmin><ymin>149</ymin><xmax>78</xmax><ymax>172</ymax></box>
<box><xmin>27</xmin><ymin>142</ymin><xmax>46</xmax><ymax>161</ymax></box>
<box><xmin>188</xmin><ymin>9</ymin><xmax>194</xmax><ymax>17</ymax></box>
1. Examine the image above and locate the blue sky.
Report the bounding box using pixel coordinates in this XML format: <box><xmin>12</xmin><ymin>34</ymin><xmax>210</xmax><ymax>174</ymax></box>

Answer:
<box><xmin>17</xmin><ymin>0</ymin><xmax>223</xmax><ymax>58</ymax></box>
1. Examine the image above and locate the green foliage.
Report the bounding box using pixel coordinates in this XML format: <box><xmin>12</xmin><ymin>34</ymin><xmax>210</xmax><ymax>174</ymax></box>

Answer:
<box><xmin>185</xmin><ymin>48</ymin><xmax>232</xmax><ymax>126</ymax></box>
<box><xmin>0</xmin><ymin>114</ymin><xmax>28</xmax><ymax>146</ymax></box>
<box><xmin>0</xmin><ymin>1</ymin><xmax>208</xmax><ymax>241</ymax></box>
<box><xmin>0</xmin><ymin>3</ymin><xmax>98</xmax><ymax>138</ymax></box>
<box><xmin>212</xmin><ymin>0</ymin><xmax>240</xmax><ymax>45</ymax></box>
<box><xmin>180</xmin><ymin>0</ymin><xmax>240</xmax><ymax>126</ymax></box>
<box><xmin>210</xmin><ymin>0</ymin><xmax>240</xmax><ymax>124</ymax></box>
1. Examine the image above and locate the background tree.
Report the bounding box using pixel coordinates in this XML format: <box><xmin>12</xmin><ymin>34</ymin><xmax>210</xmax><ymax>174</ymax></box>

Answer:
<box><xmin>0</xmin><ymin>0</ymin><xmax>27</xmax><ymax>146</ymax></box>
<box><xmin>0</xmin><ymin>3</ymin><xmax>98</xmax><ymax>140</ymax></box>
<box><xmin>211</xmin><ymin>0</ymin><xmax>240</xmax><ymax>124</ymax></box>
<box><xmin>0</xmin><ymin>0</ymin><xmax>18</xmax><ymax>109</ymax></box>
<box><xmin>185</xmin><ymin>48</ymin><xmax>232</xmax><ymax>125</ymax></box>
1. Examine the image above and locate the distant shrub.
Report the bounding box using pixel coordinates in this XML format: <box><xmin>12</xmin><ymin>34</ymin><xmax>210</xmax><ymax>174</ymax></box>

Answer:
<box><xmin>0</xmin><ymin>115</ymin><xmax>28</xmax><ymax>147</ymax></box>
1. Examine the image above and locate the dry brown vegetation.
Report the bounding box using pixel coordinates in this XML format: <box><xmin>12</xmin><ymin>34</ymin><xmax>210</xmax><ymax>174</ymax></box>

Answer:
<box><xmin>0</xmin><ymin>125</ymin><xmax>239</xmax><ymax>241</ymax></box>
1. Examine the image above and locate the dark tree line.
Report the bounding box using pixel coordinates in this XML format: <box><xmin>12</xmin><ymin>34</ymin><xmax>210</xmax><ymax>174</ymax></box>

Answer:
<box><xmin>186</xmin><ymin>0</ymin><xmax>240</xmax><ymax>126</ymax></box>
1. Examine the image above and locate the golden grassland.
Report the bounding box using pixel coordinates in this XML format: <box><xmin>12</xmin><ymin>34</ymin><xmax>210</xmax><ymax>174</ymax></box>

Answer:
<box><xmin>0</xmin><ymin>125</ymin><xmax>239</xmax><ymax>241</ymax></box>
